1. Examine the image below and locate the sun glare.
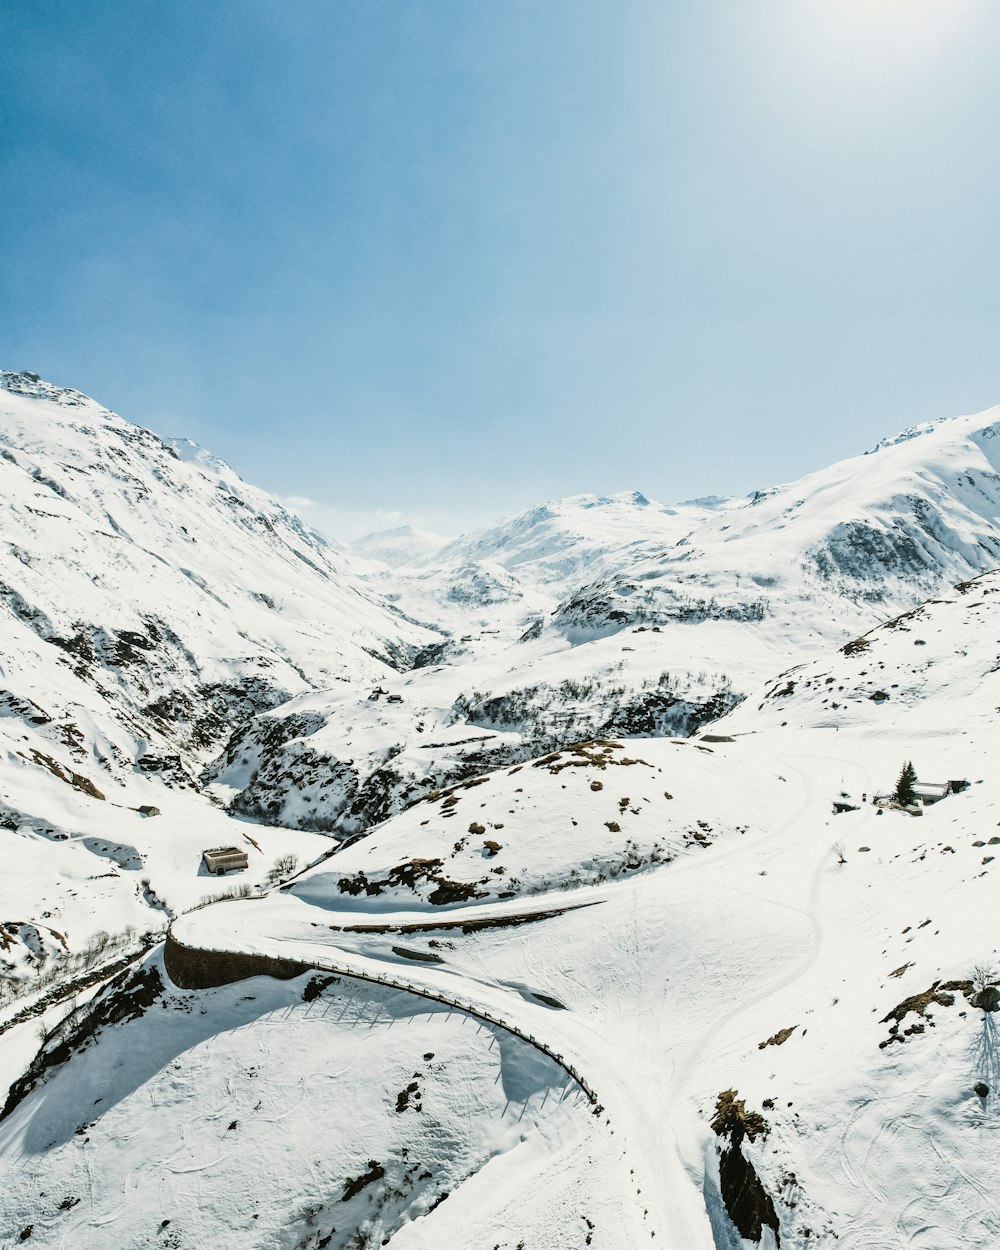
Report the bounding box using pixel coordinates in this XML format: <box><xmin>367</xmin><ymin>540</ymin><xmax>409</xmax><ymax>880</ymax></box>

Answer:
<box><xmin>768</xmin><ymin>0</ymin><xmax>984</xmax><ymax>102</ymax></box>
<box><xmin>827</xmin><ymin>0</ymin><xmax>975</xmax><ymax>44</ymax></box>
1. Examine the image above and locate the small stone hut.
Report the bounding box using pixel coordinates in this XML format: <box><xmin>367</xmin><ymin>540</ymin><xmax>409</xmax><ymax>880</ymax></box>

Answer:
<box><xmin>202</xmin><ymin>846</ymin><xmax>249</xmax><ymax>875</ymax></box>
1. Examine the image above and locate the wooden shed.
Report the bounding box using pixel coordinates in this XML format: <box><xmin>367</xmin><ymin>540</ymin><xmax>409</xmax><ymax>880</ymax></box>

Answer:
<box><xmin>202</xmin><ymin>846</ymin><xmax>249</xmax><ymax>875</ymax></box>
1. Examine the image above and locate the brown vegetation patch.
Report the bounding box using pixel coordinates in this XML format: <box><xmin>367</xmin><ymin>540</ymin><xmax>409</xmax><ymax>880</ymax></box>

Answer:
<box><xmin>336</xmin><ymin>900</ymin><xmax>602</xmax><ymax>936</ymax></box>
<box><xmin>758</xmin><ymin>1026</ymin><xmax>797</xmax><ymax>1050</ymax></box>
<box><xmin>24</xmin><ymin>749</ymin><xmax>106</xmax><ymax>800</ymax></box>
<box><xmin>337</xmin><ymin>858</ymin><xmax>489</xmax><ymax>906</ymax></box>
<box><xmin>879</xmin><ymin>979</ymin><xmax>974</xmax><ymax>1047</ymax></box>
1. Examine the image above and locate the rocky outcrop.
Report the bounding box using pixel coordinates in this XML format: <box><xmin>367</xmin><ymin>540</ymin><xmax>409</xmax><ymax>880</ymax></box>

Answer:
<box><xmin>711</xmin><ymin>1089</ymin><xmax>781</xmax><ymax>1246</ymax></box>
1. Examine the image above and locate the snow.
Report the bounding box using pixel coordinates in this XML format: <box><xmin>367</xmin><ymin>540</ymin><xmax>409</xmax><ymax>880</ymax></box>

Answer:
<box><xmin>215</xmin><ymin>403</ymin><xmax>1000</xmax><ymax>839</ymax></box>
<box><xmin>1</xmin><ymin>371</ymin><xmax>999</xmax><ymax>1247</ymax></box>
<box><xmin>165</xmin><ymin>718</ymin><xmax>998</xmax><ymax>1247</ymax></box>
<box><xmin>0</xmin><ymin>369</ymin><xmax>437</xmax><ymax>996</ymax></box>
<box><xmin>351</xmin><ymin>525</ymin><xmax>448</xmax><ymax>569</ymax></box>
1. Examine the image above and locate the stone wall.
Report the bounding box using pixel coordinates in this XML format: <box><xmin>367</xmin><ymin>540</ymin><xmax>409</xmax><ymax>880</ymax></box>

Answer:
<box><xmin>164</xmin><ymin>933</ymin><xmax>310</xmax><ymax>989</ymax></box>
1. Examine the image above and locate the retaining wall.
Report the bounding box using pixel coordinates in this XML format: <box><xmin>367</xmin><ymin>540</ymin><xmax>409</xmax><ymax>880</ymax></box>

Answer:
<box><xmin>164</xmin><ymin>933</ymin><xmax>311</xmax><ymax>989</ymax></box>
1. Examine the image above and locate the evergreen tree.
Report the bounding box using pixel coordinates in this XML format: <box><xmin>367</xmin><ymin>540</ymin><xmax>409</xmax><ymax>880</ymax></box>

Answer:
<box><xmin>895</xmin><ymin>760</ymin><xmax>917</xmax><ymax>805</ymax></box>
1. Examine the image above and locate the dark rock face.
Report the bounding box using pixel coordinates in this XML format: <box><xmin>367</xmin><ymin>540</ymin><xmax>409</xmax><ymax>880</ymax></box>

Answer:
<box><xmin>711</xmin><ymin>1090</ymin><xmax>780</xmax><ymax>1247</ymax></box>
<box><xmin>1</xmin><ymin>964</ymin><xmax>164</xmax><ymax>1122</ymax></box>
<box><xmin>975</xmin><ymin>986</ymin><xmax>1000</xmax><ymax>1012</ymax></box>
<box><xmin>603</xmin><ymin>688</ymin><xmax>742</xmax><ymax>738</ymax></box>
<box><xmin>718</xmin><ymin>1142</ymin><xmax>781</xmax><ymax>1246</ymax></box>
<box><xmin>812</xmin><ymin>519</ymin><xmax>929</xmax><ymax>585</ymax></box>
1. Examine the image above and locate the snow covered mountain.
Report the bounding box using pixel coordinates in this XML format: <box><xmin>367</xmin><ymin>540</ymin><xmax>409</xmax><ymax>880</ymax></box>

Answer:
<box><xmin>0</xmin><ymin>370</ymin><xmax>433</xmax><ymax>750</ymax></box>
<box><xmin>429</xmin><ymin>490</ymin><xmax>738</xmax><ymax>586</ymax></box>
<box><xmin>1</xmin><ymin>372</ymin><xmax>999</xmax><ymax>1249</ymax></box>
<box><xmin>213</xmin><ymin>406</ymin><xmax>1000</xmax><ymax>838</ymax></box>
<box><xmin>0</xmin><ymin>369</ymin><xmax>435</xmax><ymax>770</ymax></box>
<box><xmin>544</xmin><ymin>407</ymin><xmax>1000</xmax><ymax>638</ymax></box>
<box><xmin>351</xmin><ymin>524</ymin><xmax>448</xmax><ymax>568</ymax></box>
<box><xmin>0</xmin><ymin>371</ymin><xmax>435</xmax><ymax>1004</ymax></box>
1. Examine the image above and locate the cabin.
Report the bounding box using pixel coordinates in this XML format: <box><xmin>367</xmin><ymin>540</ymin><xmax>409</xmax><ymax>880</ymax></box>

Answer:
<box><xmin>874</xmin><ymin>779</ymin><xmax>969</xmax><ymax>810</ymax></box>
<box><xmin>912</xmin><ymin>779</ymin><xmax>968</xmax><ymax>806</ymax></box>
<box><xmin>912</xmin><ymin>782</ymin><xmax>950</xmax><ymax>805</ymax></box>
<box><xmin>202</xmin><ymin>846</ymin><xmax>249</xmax><ymax>875</ymax></box>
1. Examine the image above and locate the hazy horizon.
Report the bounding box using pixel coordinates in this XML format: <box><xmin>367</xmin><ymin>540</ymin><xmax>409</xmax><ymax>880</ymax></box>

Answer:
<box><xmin>4</xmin><ymin>0</ymin><xmax>1000</xmax><ymax>539</ymax></box>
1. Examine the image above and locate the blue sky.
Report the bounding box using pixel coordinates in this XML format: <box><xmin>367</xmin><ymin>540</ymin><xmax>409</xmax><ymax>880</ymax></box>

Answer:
<box><xmin>3</xmin><ymin>0</ymin><xmax>999</xmax><ymax>539</ymax></box>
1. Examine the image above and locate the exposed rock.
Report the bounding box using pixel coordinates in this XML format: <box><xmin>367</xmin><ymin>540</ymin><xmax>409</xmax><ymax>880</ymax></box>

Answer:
<box><xmin>711</xmin><ymin>1090</ymin><xmax>780</xmax><ymax>1246</ymax></box>
<box><xmin>975</xmin><ymin>986</ymin><xmax>1000</xmax><ymax>1012</ymax></box>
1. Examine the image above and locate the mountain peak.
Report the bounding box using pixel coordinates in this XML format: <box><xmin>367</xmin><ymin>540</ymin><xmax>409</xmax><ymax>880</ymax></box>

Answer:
<box><xmin>351</xmin><ymin>524</ymin><xmax>447</xmax><ymax>568</ymax></box>
<box><xmin>866</xmin><ymin>415</ymin><xmax>953</xmax><ymax>455</ymax></box>
<box><xmin>0</xmin><ymin>369</ymin><xmax>99</xmax><ymax>410</ymax></box>
<box><xmin>865</xmin><ymin>404</ymin><xmax>1000</xmax><ymax>456</ymax></box>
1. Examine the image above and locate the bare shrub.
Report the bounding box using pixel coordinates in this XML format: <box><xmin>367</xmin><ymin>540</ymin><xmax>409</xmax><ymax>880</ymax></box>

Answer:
<box><xmin>971</xmin><ymin>963</ymin><xmax>999</xmax><ymax>993</ymax></box>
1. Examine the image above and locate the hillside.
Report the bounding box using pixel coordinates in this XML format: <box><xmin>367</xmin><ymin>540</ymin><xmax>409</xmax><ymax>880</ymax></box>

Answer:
<box><xmin>542</xmin><ymin>407</ymin><xmax>1000</xmax><ymax>639</ymax></box>
<box><xmin>1</xmin><ymin>375</ymin><xmax>999</xmax><ymax>1248</ymax></box>
<box><xmin>727</xmin><ymin>567</ymin><xmax>1000</xmax><ymax>737</ymax></box>
<box><xmin>0</xmin><ymin>371</ymin><xmax>431</xmax><ymax>1002</ymax></box>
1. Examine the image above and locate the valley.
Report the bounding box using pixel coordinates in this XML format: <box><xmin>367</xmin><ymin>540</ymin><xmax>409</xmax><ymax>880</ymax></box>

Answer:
<box><xmin>0</xmin><ymin>372</ymin><xmax>998</xmax><ymax>1248</ymax></box>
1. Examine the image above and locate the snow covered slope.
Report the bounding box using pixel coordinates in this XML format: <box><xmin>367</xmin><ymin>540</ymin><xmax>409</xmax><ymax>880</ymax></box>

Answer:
<box><xmin>147</xmin><ymin>570</ymin><xmax>999</xmax><ymax>1248</ymax></box>
<box><xmin>429</xmin><ymin>490</ymin><xmax>737</xmax><ymax>587</ymax></box>
<box><xmin>0</xmin><ymin>370</ymin><xmax>433</xmax><ymax>1002</ymax></box>
<box><xmin>0</xmin><ymin>369</ymin><xmax>433</xmax><ymax>776</ymax></box>
<box><xmin>2</xmin><ymin>374</ymin><xmax>1000</xmax><ymax>1248</ymax></box>
<box><xmin>728</xmin><ymin>566</ymin><xmax>1000</xmax><ymax>737</ymax></box>
<box><xmin>352</xmin><ymin>524</ymin><xmax>447</xmax><ymax>568</ymax></box>
<box><xmin>0</xmin><ymin>951</ymin><xmax>609</xmax><ymax>1250</ymax></box>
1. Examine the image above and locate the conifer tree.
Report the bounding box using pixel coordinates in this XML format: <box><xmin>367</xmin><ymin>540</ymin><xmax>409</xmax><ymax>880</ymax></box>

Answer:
<box><xmin>895</xmin><ymin>760</ymin><xmax>917</xmax><ymax>805</ymax></box>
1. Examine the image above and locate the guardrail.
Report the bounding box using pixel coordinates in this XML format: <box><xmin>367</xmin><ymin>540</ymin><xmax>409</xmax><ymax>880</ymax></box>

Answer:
<box><xmin>338</xmin><ymin>963</ymin><xmax>600</xmax><ymax>1107</ymax></box>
